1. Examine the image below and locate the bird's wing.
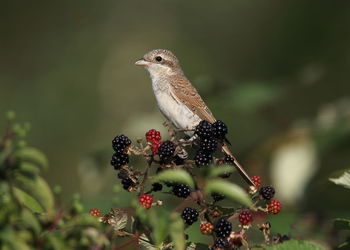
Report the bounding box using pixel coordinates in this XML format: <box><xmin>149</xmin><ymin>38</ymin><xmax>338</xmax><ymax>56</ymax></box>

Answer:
<box><xmin>169</xmin><ymin>77</ymin><xmax>216</xmax><ymax>123</ymax></box>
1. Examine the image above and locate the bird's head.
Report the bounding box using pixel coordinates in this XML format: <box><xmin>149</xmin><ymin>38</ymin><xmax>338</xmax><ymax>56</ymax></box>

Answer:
<box><xmin>135</xmin><ymin>49</ymin><xmax>183</xmax><ymax>78</ymax></box>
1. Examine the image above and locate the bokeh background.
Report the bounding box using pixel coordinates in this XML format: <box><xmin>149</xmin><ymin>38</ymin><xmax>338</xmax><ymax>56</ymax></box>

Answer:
<box><xmin>1</xmin><ymin>0</ymin><xmax>350</xmax><ymax>247</ymax></box>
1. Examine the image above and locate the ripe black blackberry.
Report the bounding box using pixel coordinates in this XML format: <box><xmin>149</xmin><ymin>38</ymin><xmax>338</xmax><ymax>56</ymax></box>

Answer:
<box><xmin>195</xmin><ymin>120</ymin><xmax>213</xmax><ymax>138</ymax></box>
<box><xmin>211</xmin><ymin>192</ymin><xmax>225</xmax><ymax>202</ymax></box>
<box><xmin>215</xmin><ymin>218</ymin><xmax>232</xmax><ymax>238</ymax></box>
<box><xmin>151</xmin><ymin>182</ymin><xmax>163</xmax><ymax>192</ymax></box>
<box><xmin>112</xmin><ymin>135</ymin><xmax>131</xmax><ymax>154</ymax></box>
<box><xmin>158</xmin><ymin>141</ymin><xmax>175</xmax><ymax>158</ymax></box>
<box><xmin>181</xmin><ymin>207</ymin><xmax>199</xmax><ymax>225</ymax></box>
<box><xmin>199</xmin><ymin>137</ymin><xmax>218</xmax><ymax>153</ymax></box>
<box><xmin>172</xmin><ymin>183</ymin><xmax>191</xmax><ymax>198</ymax></box>
<box><xmin>121</xmin><ymin>178</ymin><xmax>133</xmax><ymax>190</ymax></box>
<box><xmin>224</xmin><ymin>153</ymin><xmax>235</xmax><ymax>165</ymax></box>
<box><xmin>194</xmin><ymin>151</ymin><xmax>213</xmax><ymax>167</ymax></box>
<box><xmin>212</xmin><ymin>120</ymin><xmax>228</xmax><ymax>139</ymax></box>
<box><xmin>259</xmin><ymin>186</ymin><xmax>275</xmax><ymax>200</ymax></box>
<box><xmin>174</xmin><ymin>155</ymin><xmax>185</xmax><ymax>165</ymax></box>
<box><xmin>117</xmin><ymin>170</ymin><xmax>128</xmax><ymax>180</ymax></box>
<box><xmin>111</xmin><ymin>153</ymin><xmax>129</xmax><ymax>170</ymax></box>
<box><xmin>211</xmin><ymin>238</ymin><xmax>228</xmax><ymax>250</ymax></box>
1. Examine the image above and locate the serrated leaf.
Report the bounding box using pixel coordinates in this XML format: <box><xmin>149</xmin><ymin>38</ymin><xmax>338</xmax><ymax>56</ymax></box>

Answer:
<box><xmin>208</xmin><ymin>164</ymin><xmax>235</xmax><ymax>178</ymax></box>
<box><xmin>204</xmin><ymin>180</ymin><xmax>252</xmax><ymax>207</ymax></box>
<box><xmin>330</xmin><ymin>170</ymin><xmax>350</xmax><ymax>189</ymax></box>
<box><xmin>13</xmin><ymin>187</ymin><xmax>44</xmax><ymax>213</ymax></box>
<box><xmin>169</xmin><ymin>213</ymin><xmax>185</xmax><ymax>250</ymax></box>
<box><xmin>334</xmin><ymin>218</ymin><xmax>350</xmax><ymax>230</ymax></box>
<box><xmin>14</xmin><ymin>175</ymin><xmax>54</xmax><ymax>214</ymax></box>
<box><xmin>252</xmin><ymin>240</ymin><xmax>326</xmax><ymax>250</ymax></box>
<box><xmin>16</xmin><ymin>147</ymin><xmax>48</xmax><ymax>169</ymax></box>
<box><xmin>153</xmin><ymin>169</ymin><xmax>194</xmax><ymax>188</ymax></box>
<box><xmin>109</xmin><ymin>208</ymin><xmax>128</xmax><ymax>231</ymax></box>
<box><xmin>139</xmin><ymin>235</ymin><xmax>158</xmax><ymax>250</ymax></box>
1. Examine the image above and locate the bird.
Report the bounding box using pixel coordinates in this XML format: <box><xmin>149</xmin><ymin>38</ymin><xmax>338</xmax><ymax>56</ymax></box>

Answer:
<box><xmin>135</xmin><ymin>49</ymin><xmax>254</xmax><ymax>186</ymax></box>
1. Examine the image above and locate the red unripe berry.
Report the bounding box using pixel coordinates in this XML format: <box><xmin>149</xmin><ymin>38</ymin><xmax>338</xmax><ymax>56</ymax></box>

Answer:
<box><xmin>268</xmin><ymin>200</ymin><xmax>282</xmax><ymax>214</ymax></box>
<box><xmin>151</xmin><ymin>140</ymin><xmax>162</xmax><ymax>154</ymax></box>
<box><xmin>251</xmin><ymin>175</ymin><xmax>261</xmax><ymax>187</ymax></box>
<box><xmin>89</xmin><ymin>208</ymin><xmax>102</xmax><ymax>217</ymax></box>
<box><xmin>238</xmin><ymin>210</ymin><xmax>253</xmax><ymax>225</ymax></box>
<box><xmin>200</xmin><ymin>222</ymin><xmax>214</xmax><ymax>234</ymax></box>
<box><xmin>229</xmin><ymin>232</ymin><xmax>248</xmax><ymax>247</ymax></box>
<box><xmin>145</xmin><ymin>129</ymin><xmax>161</xmax><ymax>142</ymax></box>
<box><xmin>139</xmin><ymin>194</ymin><xmax>153</xmax><ymax>209</ymax></box>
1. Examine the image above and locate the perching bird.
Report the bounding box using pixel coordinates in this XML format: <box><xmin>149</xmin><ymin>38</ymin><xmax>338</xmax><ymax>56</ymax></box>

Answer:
<box><xmin>135</xmin><ymin>49</ymin><xmax>254</xmax><ymax>186</ymax></box>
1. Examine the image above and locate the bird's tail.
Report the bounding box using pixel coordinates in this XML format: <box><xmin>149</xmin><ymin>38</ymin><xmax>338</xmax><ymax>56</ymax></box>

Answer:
<box><xmin>222</xmin><ymin>144</ymin><xmax>255</xmax><ymax>186</ymax></box>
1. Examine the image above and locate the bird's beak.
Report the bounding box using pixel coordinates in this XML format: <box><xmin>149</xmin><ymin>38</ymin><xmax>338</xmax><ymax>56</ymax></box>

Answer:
<box><xmin>135</xmin><ymin>58</ymin><xmax>151</xmax><ymax>66</ymax></box>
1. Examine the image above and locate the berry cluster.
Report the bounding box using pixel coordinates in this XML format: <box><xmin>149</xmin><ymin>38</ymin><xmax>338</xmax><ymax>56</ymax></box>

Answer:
<box><xmin>171</xmin><ymin>183</ymin><xmax>191</xmax><ymax>198</ymax></box>
<box><xmin>260</xmin><ymin>186</ymin><xmax>276</xmax><ymax>200</ymax></box>
<box><xmin>211</xmin><ymin>238</ymin><xmax>228</xmax><ymax>249</ymax></box>
<box><xmin>139</xmin><ymin>194</ymin><xmax>153</xmax><ymax>209</ymax></box>
<box><xmin>251</xmin><ymin>175</ymin><xmax>261</xmax><ymax>187</ymax></box>
<box><xmin>89</xmin><ymin>208</ymin><xmax>102</xmax><ymax>217</ymax></box>
<box><xmin>181</xmin><ymin>207</ymin><xmax>199</xmax><ymax>225</ymax></box>
<box><xmin>107</xmin><ymin>125</ymin><xmax>284</xmax><ymax>249</ymax></box>
<box><xmin>268</xmin><ymin>200</ymin><xmax>282</xmax><ymax>214</ymax></box>
<box><xmin>111</xmin><ymin>135</ymin><xmax>131</xmax><ymax>169</ymax></box>
<box><xmin>194</xmin><ymin>120</ymin><xmax>228</xmax><ymax>167</ymax></box>
<box><xmin>145</xmin><ymin>129</ymin><xmax>162</xmax><ymax>154</ymax></box>
<box><xmin>214</xmin><ymin>218</ymin><xmax>232</xmax><ymax>238</ymax></box>
<box><xmin>238</xmin><ymin>210</ymin><xmax>253</xmax><ymax>225</ymax></box>
<box><xmin>200</xmin><ymin>222</ymin><xmax>214</xmax><ymax>234</ymax></box>
<box><xmin>159</xmin><ymin>140</ymin><xmax>176</xmax><ymax>163</ymax></box>
<box><xmin>117</xmin><ymin>170</ymin><xmax>136</xmax><ymax>190</ymax></box>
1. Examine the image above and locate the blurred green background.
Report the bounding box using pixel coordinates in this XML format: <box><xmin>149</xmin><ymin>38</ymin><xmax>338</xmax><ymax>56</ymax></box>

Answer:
<box><xmin>1</xmin><ymin>0</ymin><xmax>350</xmax><ymax>246</ymax></box>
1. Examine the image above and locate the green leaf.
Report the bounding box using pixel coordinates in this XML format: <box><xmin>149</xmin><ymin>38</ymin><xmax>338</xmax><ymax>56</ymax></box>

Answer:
<box><xmin>330</xmin><ymin>170</ymin><xmax>350</xmax><ymax>189</ymax></box>
<box><xmin>169</xmin><ymin>213</ymin><xmax>185</xmax><ymax>250</ymax></box>
<box><xmin>153</xmin><ymin>169</ymin><xmax>194</xmax><ymax>188</ymax></box>
<box><xmin>252</xmin><ymin>240</ymin><xmax>326</xmax><ymax>250</ymax></box>
<box><xmin>16</xmin><ymin>147</ymin><xmax>48</xmax><ymax>169</ymax></box>
<box><xmin>208</xmin><ymin>164</ymin><xmax>235</xmax><ymax>178</ymax></box>
<box><xmin>18</xmin><ymin>162</ymin><xmax>41</xmax><ymax>176</ymax></box>
<box><xmin>21</xmin><ymin>208</ymin><xmax>41</xmax><ymax>234</ymax></box>
<box><xmin>148</xmin><ymin>210</ymin><xmax>169</xmax><ymax>246</ymax></box>
<box><xmin>13</xmin><ymin>187</ymin><xmax>43</xmax><ymax>213</ymax></box>
<box><xmin>215</xmin><ymin>206</ymin><xmax>236</xmax><ymax>216</ymax></box>
<box><xmin>334</xmin><ymin>218</ymin><xmax>350</xmax><ymax>230</ymax></box>
<box><xmin>204</xmin><ymin>180</ymin><xmax>252</xmax><ymax>207</ymax></box>
<box><xmin>14</xmin><ymin>175</ymin><xmax>54</xmax><ymax>214</ymax></box>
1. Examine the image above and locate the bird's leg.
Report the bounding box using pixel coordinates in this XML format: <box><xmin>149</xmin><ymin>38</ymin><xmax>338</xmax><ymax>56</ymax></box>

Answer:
<box><xmin>178</xmin><ymin>134</ymin><xmax>197</xmax><ymax>145</ymax></box>
<box><xmin>162</xmin><ymin>120</ymin><xmax>172</xmax><ymax>128</ymax></box>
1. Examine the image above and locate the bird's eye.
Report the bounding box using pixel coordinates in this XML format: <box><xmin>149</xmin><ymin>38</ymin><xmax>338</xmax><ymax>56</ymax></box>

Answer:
<box><xmin>155</xmin><ymin>56</ymin><xmax>162</xmax><ymax>62</ymax></box>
